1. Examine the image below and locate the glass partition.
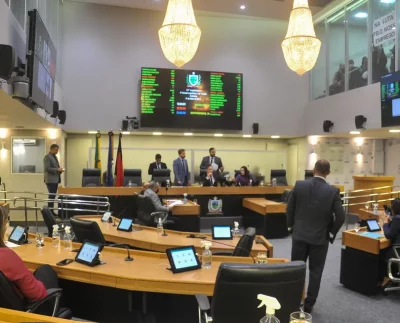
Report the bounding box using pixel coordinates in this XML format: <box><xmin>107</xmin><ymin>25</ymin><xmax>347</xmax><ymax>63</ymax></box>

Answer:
<box><xmin>12</xmin><ymin>138</ymin><xmax>46</xmax><ymax>174</ymax></box>
<box><xmin>312</xmin><ymin>22</ymin><xmax>327</xmax><ymax>99</ymax></box>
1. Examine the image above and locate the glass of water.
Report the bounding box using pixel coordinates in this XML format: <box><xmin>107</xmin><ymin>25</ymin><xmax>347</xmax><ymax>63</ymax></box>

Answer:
<box><xmin>35</xmin><ymin>232</ymin><xmax>44</xmax><ymax>248</ymax></box>
<box><xmin>354</xmin><ymin>223</ymin><xmax>360</xmax><ymax>233</ymax></box>
<box><xmin>260</xmin><ymin>181</ymin><xmax>264</xmax><ymax>186</ymax></box>
<box><xmin>290</xmin><ymin>311</ymin><xmax>312</xmax><ymax>322</ymax></box>
<box><xmin>256</xmin><ymin>252</ymin><xmax>268</xmax><ymax>264</ymax></box>
<box><xmin>365</xmin><ymin>202</ymin><xmax>370</xmax><ymax>210</ymax></box>
<box><xmin>193</xmin><ymin>199</ymin><xmax>198</xmax><ymax>205</ymax></box>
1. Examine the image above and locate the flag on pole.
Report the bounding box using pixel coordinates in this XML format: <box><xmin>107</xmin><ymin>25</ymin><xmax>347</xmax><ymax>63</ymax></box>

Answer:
<box><xmin>94</xmin><ymin>132</ymin><xmax>102</xmax><ymax>183</ymax></box>
<box><xmin>106</xmin><ymin>131</ymin><xmax>114</xmax><ymax>187</ymax></box>
<box><xmin>115</xmin><ymin>133</ymin><xmax>124</xmax><ymax>187</ymax></box>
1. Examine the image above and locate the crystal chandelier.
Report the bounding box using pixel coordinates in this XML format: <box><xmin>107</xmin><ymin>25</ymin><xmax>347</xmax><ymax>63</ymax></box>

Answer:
<box><xmin>159</xmin><ymin>0</ymin><xmax>201</xmax><ymax>68</ymax></box>
<box><xmin>281</xmin><ymin>0</ymin><xmax>321</xmax><ymax>76</ymax></box>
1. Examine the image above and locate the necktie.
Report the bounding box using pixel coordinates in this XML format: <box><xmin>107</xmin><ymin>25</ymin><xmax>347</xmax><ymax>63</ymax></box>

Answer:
<box><xmin>157</xmin><ymin>163</ymin><xmax>160</xmax><ymax>169</ymax></box>
<box><xmin>210</xmin><ymin>157</ymin><xmax>213</xmax><ymax>165</ymax></box>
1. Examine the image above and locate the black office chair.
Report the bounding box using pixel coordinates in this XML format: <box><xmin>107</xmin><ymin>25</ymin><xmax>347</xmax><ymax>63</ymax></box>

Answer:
<box><xmin>215</xmin><ymin>227</ymin><xmax>256</xmax><ymax>257</ymax></box>
<box><xmin>305</xmin><ymin>170</ymin><xmax>314</xmax><ymax>180</ymax></box>
<box><xmin>82</xmin><ymin>168</ymin><xmax>101</xmax><ymax>187</ymax></box>
<box><xmin>41</xmin><ymin>207</ymin><xmax>70</xmax><ymax>237</ymax></box>
<box><xmin>153</xmin><ymin>211</ymin><xmax>169</xmax><ymax>225</ymax></box>
<box><xmin>281</xmin><ymin>189</ymin><xmax>292</xmax><ymax>203</ymax></box>
<box><xmin>136</xmin><ymin>195</ymin><xmax>156</xmax><ymax>226</ymax></box>
<box><xmin>384</xmin><ymin>245</ymin><xmax>400</xmax><ymax>293</ymax></box>
<box><xmin>270</xmin><ymin>170</ymin><xmax>288</xmax><ymax>186</ymax></box>
<box><xmin>152</xmin><ymin>169</ymin><xmax>171</xmax><ymax>186</ymax></box>
<box><xmin>124</xmin><ymin>169</ymin><xmax>142</xmax><ymax>187</ymax></box>
<box><xmin>70</xmin><ymin>217</ymin><xmax>106</xmax><ymax>244</ymax></box>
<box><xmin>0</xmin><ymin>271</ymin><xmax>72</xmax><ymax>319</ymax></box>
<box><xmin>195</xmin><ymin>261</ymin><xmax>306</xmax><ymax>323</ymax></box>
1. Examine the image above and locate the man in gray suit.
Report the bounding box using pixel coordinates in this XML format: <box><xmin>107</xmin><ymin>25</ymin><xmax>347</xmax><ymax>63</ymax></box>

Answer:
<box><xmin>144</xmin><ymin>181</ymin><xmax>173</xmax><ymax>212</ymax></box>
<box><xmin>43</xmin><ymin>144</ymin><xmax>64</xmax><ymax>210</ymax></box>
<box><xmin>200</xmin><ymin>147</ymin><xmax>224</xmax><ymax>173</ymax></box>
<box><xmin>173</xmin><ymin>149</ymin><xmax>190</xmax><ymax>186</ymax></box>
<box><xmin>286</xmin><ymin>159</ymin><xmax>345</xmax><ymax>314</ymax></box>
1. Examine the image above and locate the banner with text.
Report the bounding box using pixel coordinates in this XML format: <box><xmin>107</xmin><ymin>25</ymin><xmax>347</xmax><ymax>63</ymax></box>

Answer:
<box><xmin>373</xmin><ymin>11</ymin><xmax>396</xmax><ymax>47</ymax></box>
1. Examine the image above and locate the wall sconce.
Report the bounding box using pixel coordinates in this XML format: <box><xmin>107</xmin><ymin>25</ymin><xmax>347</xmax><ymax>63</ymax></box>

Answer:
<box><xmin>309</xmin><ymin>136</ymin><xmax>319</xmax><ymax>146</ymax></box>
<box><xmin>47</xmin><ymin>128</ymin><xmax>59</xmax><ymax>140</ymax></box>
<box><xmin>354</xmin><ymin>137</ymin><xmax>364</xmax><ymax>147</ymax></box>
<box><xmin>1</xmin><ymin>141</ymin><xmax>7</xmax><ymax>159</ymax></box>
<box><xmin>0</xmin><ymin>129</ymin><xmax>7</xmax><ymax>139</ymax></box>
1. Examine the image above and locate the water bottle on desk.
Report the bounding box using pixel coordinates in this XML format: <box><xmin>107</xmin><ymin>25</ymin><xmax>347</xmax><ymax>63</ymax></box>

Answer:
<box><xmin>232</xmin><ymin>221</ymin><xmax>240</xmax><ymax>238</ymax></box>
<box><xmin>52</xmin><ymin>225</ymin><xmax>60</xmax><ymax>248</ymax></box>
<box><xmin>157</xmin><ymin>218</ymin><xmax>163</xmax><ymax>236</ymax></box>
<box><xmin>201</xmin><ymin>241</ymin><xmax>212</xmax><ymax>269</ymax></box>
<box><xmin>183</xmin><ymin>193</ymin><xmax>188</xmax><ymax>204</ymax></box>
<box><xmin>63</xmin><ymin>226</ymin><xmax>72</xmax><ymax>251</ymax></box>
<box><xmin>249</xmin><ymin>179</ymin><xmax>253</xmax><ymax>187</ymax></box>
<box><xmin>128</xmin><ymin>180</ymin><xmax>133</xmax><ymax>187</ymax></box>
<box><xmin>272</xmin><ymin>178</ymin><xmax>277</xmax><ymax>187</ymax></box>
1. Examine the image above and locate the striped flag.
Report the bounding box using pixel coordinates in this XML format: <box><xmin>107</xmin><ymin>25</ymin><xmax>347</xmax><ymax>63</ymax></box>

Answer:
<box><xmin>94</xmin><ymin>132</ymin><xmax>102</xmax><ymax>183</ymax></box>
<box><xmin>106</xmin><ymin>131</ymin><xmax>114</xmax><ymax>186</ymax></box>
<box><xmin>115</xmin><ymin>133</ymin><xmax>124</xmax><ymax>187</ymax></box>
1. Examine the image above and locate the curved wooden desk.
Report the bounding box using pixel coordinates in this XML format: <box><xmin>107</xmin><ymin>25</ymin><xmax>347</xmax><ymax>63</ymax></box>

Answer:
<box><xmin>0</xmin><ymin>308</ymin><xmax>82</xmax><ymax>323</ymax></box>
<box><xmin>15</xmin><ymin>236</ymin><xmax>287</xmax><ymax>296</ymax></box>
<box><xmin>75</xmin><ymin>216</ymin><xmax>274</xmax><ymax>257</ymax></box>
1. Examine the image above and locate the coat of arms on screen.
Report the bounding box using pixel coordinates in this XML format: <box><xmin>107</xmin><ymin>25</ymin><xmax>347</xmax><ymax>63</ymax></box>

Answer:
<box><xmin>208</xmin><ymin>197</ymin><xmax>223</xmax><ymax>213</ymax></box>
<box><xmin>187</xmin><ymin>72</ymin><xmax>201</xmax><ymax>87</ymax></box>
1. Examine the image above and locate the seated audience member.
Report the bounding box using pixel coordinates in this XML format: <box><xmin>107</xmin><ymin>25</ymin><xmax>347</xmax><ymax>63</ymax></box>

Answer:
<box><xmin>0</xmin><ymin>206</ymin><xmax>60</xmax><ymax>302</ymax></box>
<box><xmin>202</xmin><ymin>164</ymin><xmax>231</xmax><ymax>187</ymax></box>
<box><xmin>329</xmin><ymin>64</ymin><xmax>345</xmax><ymax>95</ymax></box>
<box><xmin>143</xmin><ymin>181</ymin><xmax>173</xmax><ymax>212</ymax></box>
<box><xmin>140</xmin><ymin>182</ymin><xmax>150</xmax><ymax>195</ymax></box>
<box><xmin>383</xmin><ymin>198</ymin><xmax>400</xmax><ymax>275</ymax></box>
<box><xmin>235</xmin><ymin>166</ymin><xmax>255</xmax><ymax>186</ymax></box>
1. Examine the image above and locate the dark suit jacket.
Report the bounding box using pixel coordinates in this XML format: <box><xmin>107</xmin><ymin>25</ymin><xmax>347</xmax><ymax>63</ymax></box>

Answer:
<box><xmin>200</xmin><ymin>156</ymin><xmax>223</xmax><ymax>171</ymax></box>
<box><xmin>148</xmin><ymin>162</ymin><xmax>167</xmax><ymax>175</ymax></box>
<box><xmin>201</xmin><ymin>172</ymin><xmax>231</xmax><ymax>187</ymax></box>
<box><xmin>286</xmin><ymin>177</ymin><xmax>345</xmax><ymax>245</ymax></box>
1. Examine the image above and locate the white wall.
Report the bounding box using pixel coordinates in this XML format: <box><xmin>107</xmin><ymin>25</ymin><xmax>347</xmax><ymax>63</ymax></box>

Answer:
<box><xmin>60</xmin><ymin>1</ymin><xmax>309</xmax><ymax>136</ymax></box>
<box><xmin>385</xmin><ymin>139</ymin><xmax>400</xmax><ymax>187</ymax></box>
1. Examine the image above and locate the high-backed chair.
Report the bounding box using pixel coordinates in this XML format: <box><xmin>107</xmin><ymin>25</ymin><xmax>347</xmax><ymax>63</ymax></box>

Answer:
<box><xmin>70</xmin><ymin>217</ymin><xmax>106</xmax><ymax>244</ymax></box>
<box><xmin>270</xmin><ymin>170</ymin><xmax>288</xmax><ymax>186</ymax></box>
<box><xmin>384</xmin><ymin>245</ymin><xmax>400</xmax><ymax>293</ymax></box>
<box><xmin>152</xmin><ymin>169</ymin><xmax>171</xmax><ymax>186</ymax></box>
<box><xmin>136</xmin><ymin>194</ymin><xmax>156</xmax><ymax>226</ymax></box>
<box><xmin>305</xmin><ymin>170</ymin><xmax>314</xmax><ymax>180</ymax></box>
<box><xmin>41</xmin><ymin>207</ymin><xmax>69</xmax><ymax>237</ymax></box>
<box><xmin>0</xmin><ymin>271</ymin><xmax>72</xmax><ymax>319</ymax></box>
<box><xmin>124</xmin><ymin>169</ymin><xmax>142</xmax><ymax>187</ymax></box>
<box><xmin>214</xmin><ymin>227</ymin><xmax>256</xmax><ymax>257</ymax></box>
<box><xmin>82</xmin><ymin>168</ymin><xmax>101</xmax><ymax>187</ymax></box>
<box><xmin>195</xmin><ymin>261</ymin><xmax>306</xmax><ymax>323</ymax></box>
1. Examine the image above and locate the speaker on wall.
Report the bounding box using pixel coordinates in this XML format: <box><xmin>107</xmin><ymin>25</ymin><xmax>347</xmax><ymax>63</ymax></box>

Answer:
<box><xmin>0</xmin><ymin>44</ymin><xmax>16</xmax><ymax>81</ymax></box>
<box><xmin>355</xmin><ymin>115</ymin><xmax>367</xmax><ymax>129</ymax></box>
<box><xmin>58</xmin><ymin>110</ymin><xmax>66</xmax><ymax>125</ymax></box>
<box><xmin>122</xmin><ymin>120</ymin><xmax>129</xmax><ymax>131</ymax></box>
<box><xmin>252</xmin><ymin>123</ymin><xmax>259</xmax><ymax>134</ymax></box>
<box><xmin>50</xmin><ymin>101</ymin><xmax>59</xmax><ymax>118</ymax></box>
<box><xmin>323</xmin><ymin>120</ymin><xmax>334</xmax><ymax>132</ymax></box>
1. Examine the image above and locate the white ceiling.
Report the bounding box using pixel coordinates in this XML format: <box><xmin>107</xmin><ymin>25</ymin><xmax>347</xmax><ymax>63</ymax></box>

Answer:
<box><xmin>68</xmin><ymin>0</ymin><xmax>323</xmax><ymax>21</ymax></box>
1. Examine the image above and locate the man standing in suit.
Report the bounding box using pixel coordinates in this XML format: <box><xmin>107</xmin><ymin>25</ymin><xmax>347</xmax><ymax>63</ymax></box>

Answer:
<box><xmin>173</xmin><ymin>149</ymin><xmax>190</xmax><ymax>186</ymax></box>
<box><xmin>286</xmin><ymin>159</ymin><xmax>344</xmax><ymax>314</ymax></box>
<box><xmin>200</xmin><ymin>148</ymin><xmax>224</xmax><ymax>174</ymax></box>
<box><xmin>148</xmin><ymin>154</ymin><xmax>167</xmax><ymax>176</ymax></box>
<box><xmin>43</xmin><ymin>144</ymin><xmax>64</xmax><ymax>210</ymax></box>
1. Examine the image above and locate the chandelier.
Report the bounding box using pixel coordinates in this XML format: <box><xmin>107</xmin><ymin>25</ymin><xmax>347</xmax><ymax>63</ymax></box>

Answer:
<box><xmin>159</xmin><ymin>0</ymin><xmax>201</xmax><ymax>68</ymax></box>
<box><xmin>281</xmin><ymin>0</ymin><xmax>321</xmax><ymax>76</ymax></box>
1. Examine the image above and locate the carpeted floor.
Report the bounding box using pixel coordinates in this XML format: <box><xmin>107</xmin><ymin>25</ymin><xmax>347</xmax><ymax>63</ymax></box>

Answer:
<box><xmin>270</xmin><ymin>228</ymin><xmax>400</xmax><ymax>323</ymax></box>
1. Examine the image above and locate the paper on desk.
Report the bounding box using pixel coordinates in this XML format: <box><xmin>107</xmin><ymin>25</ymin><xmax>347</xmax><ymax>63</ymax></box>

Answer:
<box><xmin>165</xmin><ymin>199</ymin><xmax>179</xmax><ymax>203</ymax></box>
<box><xmin>168</xmin><ymin>200</ymin><xmax>184</xmax><ymax>207</ymax></box>
<box><xmin>5</xmin><ymin>241</ymin><xmax>20</xmax><ymax>248</ymax></box>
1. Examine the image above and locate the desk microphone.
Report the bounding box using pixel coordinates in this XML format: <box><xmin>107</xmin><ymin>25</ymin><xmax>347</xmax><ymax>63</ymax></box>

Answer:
<box><xmin>108</xmin><ymin>243</ymin><xmax>133</xmax><ymax>261</ymax></box>
<box><xmin>113</xmin><ymin>208</ymin><xmax>127</xmax><ymax>227</ymax></box>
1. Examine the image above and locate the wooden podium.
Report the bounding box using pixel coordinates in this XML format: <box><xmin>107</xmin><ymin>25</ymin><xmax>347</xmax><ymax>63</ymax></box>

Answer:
<box><xmin>348</xmin><ymin>175</ymin><xmax>395</xmax><ymax>213</ymax></box>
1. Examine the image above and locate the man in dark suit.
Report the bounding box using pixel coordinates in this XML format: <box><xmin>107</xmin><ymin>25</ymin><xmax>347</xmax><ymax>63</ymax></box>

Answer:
<box><xmin>200</xmin><ymin>148</ymin><xmax>223</xmax><ymax>173</ymax></box>
<box><xmin>148</xmin><ymin>154</ymin><xmax>167</xmax><ymax>176</ymax></box>
<box><xmin>43</xmin><ymin>144</ymin><xmax>64</xmax><ymax>210</ymax></box>
<box><xmin>202</xmin><ymin>164</ymin><xmax>231</xmax><ymax>187</ymax></box>
<box><xmin>286</xmin><ymin>159</ymin><xmax>344</xmax><ymax>314</ymax></box>
<box><xmin>173</xmin><ymin>149</ymin><xmax>190</xmax><ymax>186</ymax></box>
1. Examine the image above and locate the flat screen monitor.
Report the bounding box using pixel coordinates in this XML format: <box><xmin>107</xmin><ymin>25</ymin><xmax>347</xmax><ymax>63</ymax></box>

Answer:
<box><xmin>381</xmin><ymin>71</ymin><xmax>400</xmax><ymax>127</ymax></box>
<box><xmin>212</xmin><ymin>225</ymin><xmax>233</xmax><ymax>240</ymax></box>
<box><xmin>166</xmin><ymin>246</ymin><xmax>201</xmax><ymax>273</ymax></box>
<box><xmin>140</xmin><ymin>67</ymin><xmax>243</xmax><ymax>130</ymax></box>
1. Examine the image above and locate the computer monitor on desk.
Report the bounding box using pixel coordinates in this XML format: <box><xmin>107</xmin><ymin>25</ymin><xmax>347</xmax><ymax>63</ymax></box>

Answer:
<box><xmin>152</xmin><ymin>169</ymin><xmax>171</xmax><ymax>187</ymax></box>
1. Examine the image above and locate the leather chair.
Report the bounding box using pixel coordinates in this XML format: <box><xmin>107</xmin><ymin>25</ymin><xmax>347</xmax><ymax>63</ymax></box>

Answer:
<box><xmin>41</xmin><ymin>207</ymin><xmax>69</xmax><ymax>237</ymax></box>
<box><xmin>0</xmin><ymin>271</ymin><xmax>72</xmax><ymax>319</ymax></box>
<box><xmin>281</xmin><ymin>189</ymin><xmax>292</xmax><ymax>203</ymax></box>
<box><xmin>384</xmin><ymin>245</ymin><xmax>400</xmax><ymax>293</ymax></box>
<box><xmin>215</xmin><ymin>227</ymin><xmax>256</xmax><ymax>257</ymax></box>
<box><xmin>152</xmin><ymin>169</ymin><xmax>171</xmax><ymax>187</ymax></box>
<box><xmin>270</xmin><ymin>170</ymin><xmax>288</xmax><ymax>186</ymax></box>
<box><xmin>195</xmin><ymin>261</ymin><xmax>306</xmax><ymax>323</ymax></box>
<box><xmin>136</xmin><ymin>194</ymin><xmax>156</xmax><ymax>226</ymax></box>
<box><xmin>305</xmin><ymin>170</ymin><xmax>314</xmax><ymax>180</ymax></box>
<box><xmin>82</xmin><ymin>168</ymin><xmax>101</xmax><ymax>187</ymax></box>
<box><xmin>70</xmin><ymin>217</ymin><xmax>106</xmax><ymax>244</ymax></box>
<box><xmin>124</xmin><ymin>169</ymin><xmax>142</xmax><ymax>187</ymax></box>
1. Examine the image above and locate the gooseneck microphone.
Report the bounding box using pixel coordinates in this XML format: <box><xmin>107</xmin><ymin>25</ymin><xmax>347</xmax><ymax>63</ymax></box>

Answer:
<box><xmin>108</xmin><ymin>243</ymin><xmax>133</xmax><ymax>261</ymax></box>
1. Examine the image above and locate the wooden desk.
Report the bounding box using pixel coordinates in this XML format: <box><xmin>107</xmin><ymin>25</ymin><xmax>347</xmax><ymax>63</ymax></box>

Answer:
<box><xmin>164</xmin><ymin>199</ymin><xmax>200</xmax><ymax>216</ymax></box>
<box><xmin>75</xmin><ymin>216</ymin><xmax>274</xmax><ymax>257</ymax></box>
<box><xmin>16</xmin><ymin>236</ymin><xmax>287</xmax><ymax>296</ymax></box>
<box><xmin>0</xmin><ymin>308</ymin><xmax>83</xmax><ymax>323</ymax></box>
<box><xmin>341</xmin><ymin>228</ymin><xmax>390</xmax><ymax>295</ymax></box>
<box><xmin>242</xmin><ymin>198</ymin><xmax>288</xmax><ymax>239</ymax></box>
<box><xmin>358</xmin><ymin>208</ymin><xmax>386</xmax><ymax>221</ymax></box>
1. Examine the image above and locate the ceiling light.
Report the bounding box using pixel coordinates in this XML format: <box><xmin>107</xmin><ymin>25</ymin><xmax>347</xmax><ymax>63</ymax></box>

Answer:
<box><xmin>380</xmin><ymin>0</ymin><xmax>395</xmax><ymax>4</ymax></box>
<box><xmin>184</xmin><ymin>132</ymin><xmax>193</xmax><ymax>136</ymax></box>
<box><xmin>121</xmin><ymin>131</ymin><xmax>130</xmax><ymax>135</ymax></box>
<box><xmin>271</xmin><ymin>135</ymin><xmax>280</xmax><ymax>139</ymax></box>
<box><xmin>282</xmin><ymin>0</ymin><xmax>321</xmax><ymax>75</ymax></box>
<box><xmin>153</xmin><ymin>132</ymin><xmax>163</xmax><ymax>136</ymax></box>
<box><xmin>214</xmin><ymin>134</ymin><xmax>223</xmax><ymax>137</ymax></box>
<box><xmin>243</xmin><ymin>135</ymin><xmax>252</xmax><ymax>138</ymax></box>
<box><xmin>350</xmin><ymin>131</ymin><xmax>360</xmax><ymax>135</ymax></box>
<box><xmin>354</xmin><ymin>12</ymin><xmax>368</xmax><ymax>18</ymax></box>
<box><xmin>389</xmin><ymin>129</ymin><xmax>400</xmax><ymax>133</ymax></box>
<box><xmin>158</xmin><ymin>0</ymin><xmax>201</xmax><ymax>68</ymax></box>
<box><xmin>240</xmin><ymin>5</ymin><xmax>246</xmax><ymax>10</ymax></box>
<box><xmin>88</xmin><ymin>131</ymin><xmax>98</xmax><ymax>134</ymax></box>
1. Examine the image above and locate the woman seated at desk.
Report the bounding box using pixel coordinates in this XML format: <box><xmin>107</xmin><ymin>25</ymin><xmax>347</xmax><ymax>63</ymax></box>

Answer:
<box><xmin>235</xmin><ymin>166</ymin><xmax>255</xmax><ymax>186</ymax></box>
<box><xmin>383</xmin><ymin>198</ymin><xmax>400</xmax><ymax>275</ymax></box>
<box><xmin>202</xmin><ymin>165</ymin><xmax>231</xmax><ymax>187</ymax></box>
<box><xmin>0</xmin><ymin>206</ymin><xmax>60</xmax><ymax>302</ymax></box>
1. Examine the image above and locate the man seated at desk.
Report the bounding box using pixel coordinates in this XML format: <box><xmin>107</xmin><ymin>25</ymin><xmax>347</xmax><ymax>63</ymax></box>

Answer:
<box><xmin>144</xmin><ymin>181</ymin><xmax>174</xmax><ymax>212</ymax></box>
<box><xmin>148</xmin><ymin>153</ymin><xmax>167</xmax><ymax>177</ymax></box>
<box><xmin>202</xmin><ymin>164</ymin><xmax>231</xmax><ymax>187</ymax></box>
